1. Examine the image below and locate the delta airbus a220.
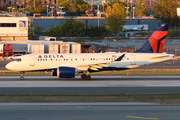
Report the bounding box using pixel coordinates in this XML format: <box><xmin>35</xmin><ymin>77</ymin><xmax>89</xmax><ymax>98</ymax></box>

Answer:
<box><xmin>6</xmin><ymin>24</ymin><xmax>174</xmax><ymax>80</ymax></box>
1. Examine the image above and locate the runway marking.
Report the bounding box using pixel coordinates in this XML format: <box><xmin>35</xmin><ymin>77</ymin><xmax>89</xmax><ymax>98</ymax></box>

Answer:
<box><xmin>126</xmin><ymin>116</ymin><xmax>160</xmax><ymax>119</ymax></box>
<box><xmin>76</xmin><ymin>106</ymin><xmax>84</xmax><ymax>108</ymax></box>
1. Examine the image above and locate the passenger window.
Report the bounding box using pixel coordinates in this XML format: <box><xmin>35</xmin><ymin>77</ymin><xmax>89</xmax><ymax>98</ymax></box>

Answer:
<box><xmin>106</xmin><ymin>58</ymin><xmax>108</xmax><ymax>60</ymax></box>
<box><xmin>127</xmin><ymin>58</ymin><xmax>129</xmax><ymax>60</ymax></box>
<box><xmin>93</xmin><ymin>58</ymin><xmax>95</xmax><ymax>60</ymax></box>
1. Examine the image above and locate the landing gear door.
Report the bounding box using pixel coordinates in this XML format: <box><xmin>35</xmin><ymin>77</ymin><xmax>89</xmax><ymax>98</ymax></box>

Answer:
<box><xmin>29</xmin><ymin>55</ymin><xmax>35</xmax><ymax>66</ymax></box>
<box><xmin>131</xmin><ymin>54</ymin><xmax>136</xmax><ymax>65</ymax></box>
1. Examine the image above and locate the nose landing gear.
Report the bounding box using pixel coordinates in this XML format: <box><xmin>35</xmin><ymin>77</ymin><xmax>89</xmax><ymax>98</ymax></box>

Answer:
<box><xmin>20</xmin><ymin>71</ymin><xmax>25</xmax><ymax>80</ymax></box>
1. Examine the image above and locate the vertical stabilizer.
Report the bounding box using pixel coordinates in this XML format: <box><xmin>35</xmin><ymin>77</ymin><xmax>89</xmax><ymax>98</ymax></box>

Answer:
<box><xmin>135</xmin><ymin>23</ymin><xmax>169</xmax><ymax>53</ymax></box>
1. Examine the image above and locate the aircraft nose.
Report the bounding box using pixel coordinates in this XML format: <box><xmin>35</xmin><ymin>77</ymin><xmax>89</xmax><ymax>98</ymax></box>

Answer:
<box><xmin>5</xmin><ymin>63</ymin><xmax>15</xmax><ymax>70</ymax></box>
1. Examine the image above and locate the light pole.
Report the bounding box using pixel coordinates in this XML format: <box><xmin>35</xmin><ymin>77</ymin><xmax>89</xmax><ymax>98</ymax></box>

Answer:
<box><xmin>98</xmin><ymin>5</ymin><xmax>99</xmax><ymax>27</ymax></box>
<box><xmin>47</xmin><ymin>5</ymin><xmax>48</xmax><ymax>17</ymax></box>
<box><xmin>131</xmin><ymin>0</ymin><xmax>133</xmax><ymax>12</ymax></box>
<box><xmin>34</xmin><ymin>0</ymin><xmax>35</xmax><ymax>7</ymax></box>
<box><xmin>125</xmin><ymin>7</ymin><xmax>129</xmax><ymax>16</ymax></box>
<box><xmin>91</xmin><ymin>0</ymin><xmax>93</xmax><ymax>10</ymax></box>
<box><xmin>50</xmin><ymin>6</ymin><xmax>54</xmax><ymax>17</ymax></box>
<box><xmin>7</xmin><ymin>7</ymin><xmax>12</xmax><ymax>13</ymax></box>
<box><xmin>133</xmin><ymin>7</ymin><xmax>135</xmax><ymax>19</ymax></box>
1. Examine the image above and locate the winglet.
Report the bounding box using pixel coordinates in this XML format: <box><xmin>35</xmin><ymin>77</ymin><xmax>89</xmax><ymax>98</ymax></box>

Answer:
<box><xmin>96</xmin><ymin>49</ymin><xmax>102</xmax><ymax>53</ymax></box>
<box><xmin>115</xmin><ymin>54</ymin><xmax>125</xmax><ymax>61</ymax></box>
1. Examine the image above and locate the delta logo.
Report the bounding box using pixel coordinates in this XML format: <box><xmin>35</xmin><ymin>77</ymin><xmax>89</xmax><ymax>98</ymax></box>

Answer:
<box><xmin>37</xmin><ymin>55</ymin><xmax>64</xmax><ymax>59</ymax></box>
<box><xmin>38</xmin><ymin>55</ymin><xmax>42</xmax><ymax>59</ymax></box>
<box><xmin>112</xmin><ymin>55</ymin><xmax>117</xmax><ymax>58</ymax></box>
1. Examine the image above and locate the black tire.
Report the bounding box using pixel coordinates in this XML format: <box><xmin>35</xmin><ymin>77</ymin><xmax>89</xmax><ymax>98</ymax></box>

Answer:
<box><xmin>20</xmin><ymin>76</ymin><xmax>24</xmax><ymax>80</ymax></box>
<box><xmin>81</xmin><ymin>74</ymin><xmax>86</xmax><ymax>79</ymax></box>
<box><xmin>85</xmin><ymin>76</ymin><xmax>91</xmax><ymax>80</ymax></box>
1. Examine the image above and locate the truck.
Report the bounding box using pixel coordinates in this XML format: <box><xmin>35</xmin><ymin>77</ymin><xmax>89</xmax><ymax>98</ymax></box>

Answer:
<box><xmin>0</xmin><ymin>44</ymin><xmax>3</xmax><ymax>56</ymax></box>
<box><xmin>0</xmin><ymin>44</ymin><xmax>27</xmax><ymax>57</ymax></box>
<box><xmin>3</xmin><ymin>44</ymin><xmax>13</xmax><ymax>57</ymax></box>
<box><xmin>49</xmin><ymin>43</ymin><xmax>59</xmax><ymax>53</ymax></box>
<box><xmin>28</xmin><ymin>43</ymin><xmax>44</xmax><ymax>54</ymax></box>
<box><xmin>44</xmin><ymin>43</ymin><xmax>59</xmax><ymax>53</ymax></box>
<box><xmin>39</xmin><ymin>36</ymin><xmax>56</xmax><ymax>41</ymax></box>
<box><xmin>60</xmin><ymin>43</ymin><xmax>70</xmax><ymax>53</ymax></box>
<box><xmin>12</xmin><ymin>44</ymin><xmax>27</xmax><ymax>54</ymax></box>
<box><xmin>70</xmin><ymin>43</ymin><xmax>81</xmax><ymax>53</ymax></box>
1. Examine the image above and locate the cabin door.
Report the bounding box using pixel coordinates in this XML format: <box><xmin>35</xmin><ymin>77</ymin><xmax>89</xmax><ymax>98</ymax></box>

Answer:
<box><xmin>29</xmin><ymin>55</ymin><xmax>35</xmax><ymax>66</ymax></box>
<box><xmin>131</xmin><ymin>54</ymin><xmax>136</xmax><ymax>65</ymax></box>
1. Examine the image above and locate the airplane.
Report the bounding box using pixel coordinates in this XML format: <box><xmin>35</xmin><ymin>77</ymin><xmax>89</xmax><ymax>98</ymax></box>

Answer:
<box><xmin>5</xmin><ymin>23</ymin><xmax>174</xmax><ymax>80</ymax></box>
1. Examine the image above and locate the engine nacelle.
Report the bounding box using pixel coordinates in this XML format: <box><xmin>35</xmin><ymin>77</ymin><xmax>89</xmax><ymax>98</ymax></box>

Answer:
<box><xmin>57</xmin><ymin>67</ymin><xmax>77</xmax><ymax>78</ymax></box>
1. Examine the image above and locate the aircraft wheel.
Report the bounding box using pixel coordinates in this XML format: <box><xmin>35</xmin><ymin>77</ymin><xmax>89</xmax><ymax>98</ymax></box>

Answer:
<box><xmin>85</xmin><ymin>75</ymin><xmax>91</xmax><ymax>80</ymax></box>
<box><xmin>81</xmin><ymin>74</ymin><xmax>86</xmax><ymax>79</ymax></box>
<box><xmin>20</xmin><ymin>76</ymin><xmax>24</xmax><ymax>80</ymax></box>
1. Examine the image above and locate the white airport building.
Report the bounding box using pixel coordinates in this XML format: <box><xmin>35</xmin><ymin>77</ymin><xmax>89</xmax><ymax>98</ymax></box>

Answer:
<box><xmin>0</xmin><ymin>17</ymin><xmax>28</xmax><ymax>40</ymax></box>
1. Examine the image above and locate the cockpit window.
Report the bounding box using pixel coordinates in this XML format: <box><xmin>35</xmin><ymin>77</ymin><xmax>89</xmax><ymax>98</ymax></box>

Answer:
<box><xmin>13</xmin><ymin>59</ymin><xmax>21</xmax><ymax>62</ymax></box>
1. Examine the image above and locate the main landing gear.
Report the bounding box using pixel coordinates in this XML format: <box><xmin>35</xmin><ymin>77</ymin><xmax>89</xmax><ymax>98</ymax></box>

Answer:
<box><xmin>20</xmin><ymin>71</ymin><xmax>25</xmax><ymax>80</ymax></box>
<box><xmin>81</xmin><ymin>72</ymin><xmax>91</xmax><ymax>80</ymax></box>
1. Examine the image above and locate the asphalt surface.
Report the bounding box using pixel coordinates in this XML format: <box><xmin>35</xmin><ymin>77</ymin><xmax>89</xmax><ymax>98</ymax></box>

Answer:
<box><xmin>0</xmin><ymin>87</ymin><xmax>179</xmax><ymax>94</ymax></box>
<box><xmin>0</xmin><ymin>59</ymin><xmax>10</xmax><ymax>70</ymax></box>
<box><xmin>0</xmin><ymin>104</ymin><xmax>179</xmax><ymax>120</ymax></box>
<box><xmin>0</xmin><ymin>75</ymin><xmax>180</xmax><ymax>94</ymax></box>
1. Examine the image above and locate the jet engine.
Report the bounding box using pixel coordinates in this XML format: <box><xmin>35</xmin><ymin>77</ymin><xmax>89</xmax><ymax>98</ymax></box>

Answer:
<box><xmin>56</xmin><ymin>67</ymin><xmax>77</xmax><ymax>78</ymax></box>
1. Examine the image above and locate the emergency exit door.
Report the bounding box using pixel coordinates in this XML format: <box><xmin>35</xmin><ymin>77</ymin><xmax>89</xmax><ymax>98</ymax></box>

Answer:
<box><xmin>131</xmin><ymin>54</ymin><xmax>136</xmax><ymax>65</ymax></box>
<box><xmin>29</xmin><ymin>55</ymin><xmax>35</xmax><ymax>66</ymax></box>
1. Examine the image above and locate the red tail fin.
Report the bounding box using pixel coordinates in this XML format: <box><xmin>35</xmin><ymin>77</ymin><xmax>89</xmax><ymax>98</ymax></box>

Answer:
<box><xmin>135</xmin><ymin>24</ymin><xmax>169</xmax><ymax>53</ymax></box>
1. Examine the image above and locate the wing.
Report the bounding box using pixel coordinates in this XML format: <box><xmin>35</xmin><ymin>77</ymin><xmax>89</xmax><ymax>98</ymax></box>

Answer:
<box><xmin>50</xmin><ymin>54</ymin><xmax>125</xmax><ymax>71</ymax></box>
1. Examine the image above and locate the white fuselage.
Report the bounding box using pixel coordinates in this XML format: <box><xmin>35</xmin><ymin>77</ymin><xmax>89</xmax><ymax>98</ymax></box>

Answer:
<box><xmin>6</xmin><ymin>53</ymin><xmax>174</xmax><ymax>72</ymax></box>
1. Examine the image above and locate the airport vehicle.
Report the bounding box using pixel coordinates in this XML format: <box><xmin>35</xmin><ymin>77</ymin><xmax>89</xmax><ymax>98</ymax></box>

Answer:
<box><xmin>6</xmin><ymin>24</ymin><xmax>174</xmax><ymax>80</ymax></box>
<box><xmin>85</xmin><ymin>10</ymin><xmax>96</xmax><ymax>16</ymax></box>
<box><xmin>0</xmin><ymin>44</ymin><xmax>27</xmax><ymax>57</ymax></box>
<box><xmin>7</xmin><ymin>54</ymin><xmax>23</xmax><ymax>60</ymax></box>
<box><xmin>3</xmin><ymin>44</ymin><xmax>13</xmax><ymax>57</ymax></box>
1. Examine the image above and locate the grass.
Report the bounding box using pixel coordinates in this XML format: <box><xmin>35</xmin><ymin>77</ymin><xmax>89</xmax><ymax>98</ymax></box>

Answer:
<box><xmin>0</xmin><ymin>69</ymin><xmax>180</xmax><ymax>75</ymax></box>
<box><xmin>0</xmin><ymin>93</ymin><xmax>180</xmax><ymax>105</ymax></box>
